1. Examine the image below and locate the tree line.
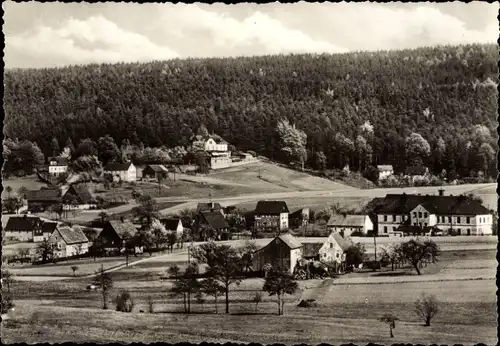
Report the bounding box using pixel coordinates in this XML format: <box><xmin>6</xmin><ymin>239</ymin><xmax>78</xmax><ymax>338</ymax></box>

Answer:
<box><xmin>4</xmin><ymin>44</ymin><xmax>497</xmax><ymax>178</ymax></box>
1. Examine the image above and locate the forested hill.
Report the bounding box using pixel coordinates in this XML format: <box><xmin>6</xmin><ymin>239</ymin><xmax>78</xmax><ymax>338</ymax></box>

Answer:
<box><xmin>4</xmin><ymin>44</ymin><xmax>498</xmax><ymax>177</ymax></box>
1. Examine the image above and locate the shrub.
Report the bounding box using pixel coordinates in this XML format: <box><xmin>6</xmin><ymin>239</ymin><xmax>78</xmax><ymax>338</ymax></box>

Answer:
<box><xmin>297</xmin><ymin>299</ymin><xmax>318</xmax><ymax>308</ymax></box>
<box><xmin>1</xmin><ymin>293</ymin><xmax>14</xmax><ymax>314</ymax></box>
<box><xmin>115</xmin><ymin>291</ymin><xmax>134</xmax><ymax>312</ymax></box>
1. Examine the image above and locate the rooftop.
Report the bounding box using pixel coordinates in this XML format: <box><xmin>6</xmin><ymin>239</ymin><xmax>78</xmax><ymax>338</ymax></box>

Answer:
<box><xmin>255</xmin><ymin>200</ymin><xmax>289</xmax><ymax>215</ymax></box>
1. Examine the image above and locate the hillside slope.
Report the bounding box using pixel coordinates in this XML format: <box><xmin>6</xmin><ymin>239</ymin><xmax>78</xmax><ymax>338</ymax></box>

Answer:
<box><xmin>4</xmin><ymin>44</ymin><xmax>498</xmax><ymax>177</ymax></box>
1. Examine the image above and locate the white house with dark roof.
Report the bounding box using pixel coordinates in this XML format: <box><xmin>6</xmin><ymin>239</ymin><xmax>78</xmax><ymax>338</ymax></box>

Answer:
<box><xmin>49</xmin><ymin>225</ymin><xmax>89</xmax><ymax>258</ymax></box>
<box><xmin>103</xmin><ymin>162</ymin><xmax>137</xmax><ymax>182</ymax></box>
<box><xmin>48</xmin><ymin>157</ymin><xmax>68</xmax><ymax>176</ymax></box>
<box><xmin>254</xmin><ymin>200</ymin><xmax>289</xmax><ymax>230</ymax></box>
<box><xmin>327</xmin><ymin>214</ymin><xmax>373</xmax><ymax>236</ymax></box>
<box><xmin>191</xmin><ymin>134</ymin><xmax>231</xmax><ymax>169</ymax></box>
<box><xmin>373</xmin><ymin>189</ymin><xmax>493</xmax><ymax>236</ymax></box>
<box><xmin>301</xmin><ymin>232</ymin><xmax>353</xmax><ymax>272</ymax></box>
<box><xmin>377</xmin><ymin>165</ymin><xmax>394</xmax><ymax>180</ymax></box>
<box><xmin>62</xmin><ymin>184</ymin><xmax>96</xmax><ymax>210</ymax></box>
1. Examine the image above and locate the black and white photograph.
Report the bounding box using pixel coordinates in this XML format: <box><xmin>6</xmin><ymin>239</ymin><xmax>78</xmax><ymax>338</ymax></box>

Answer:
<box><xmin>1</xmin><ymin>1</ymin><xmax>498</xmax><ymax>344</ymax></box>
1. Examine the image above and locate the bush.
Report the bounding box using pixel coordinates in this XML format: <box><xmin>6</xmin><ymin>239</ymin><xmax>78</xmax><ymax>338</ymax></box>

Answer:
<box><xmin>297</xmin><ymin>299</ymin><xmax>318</xmax><ymax>308</ymax></box>
<box><xmin>115</xmin><ymin>291</ymin><xmax>134</xmax><ymax>312</ymax></box>
<box><xmin>1</xmin><ymin>293</ymin><xmax>14</xmax><ymax>314</ymax></box>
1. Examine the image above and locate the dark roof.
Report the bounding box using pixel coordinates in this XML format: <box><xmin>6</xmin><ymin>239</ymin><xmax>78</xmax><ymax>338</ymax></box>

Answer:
<box><xmin>5</xmin><ymin>216</ymin><xmax>42</xmax><ymax>232</ymax></box>
<box><xmin>104</xmin><ymin>162</ymin><xmax>133</xmax><ymax>171</ymax></box>
<box><xmin>63</xmin><ymin>184</ymin><xmax>94</xmax><ymax>204</ymax></box>
<box><xmin>290</xmin><ymin>208</ymin><xmax>308</xmax><ymax>218</ymax></box>
<box><xmin>26</xmin><ymin>188</ymin><xmax>61</xmax><ymax>202</ymax></box>
<box><xmin>48</xmin><ymin>157</ymin><xmax>68</xmax><ymax>166</ymax></box>
<box><xmin>331</xmin><ymin>232</ymin><xmax>353</xmax><ymax>251</ymax></box>
<box><xmin>405</xmin><ymin>166</ymin><xmax>428</xmax><ymax>176</ymax></box>
<box><xmin>327</xmin><ymin>214</ymin><xmax>365</xmax><ymax>227</ymax></box>
<box><xmin>276</xmin><ymin>233</ymin><xmax>302</xmax><ymax>249</ymax></box>
<box><xmin>200</xmin><ymin>211</ymin><xmax>229</xmax><ymax>230</ymax></box>
<box><xmin>107</xmin><ymin>220</ymin><xmax>138</xmax><ymax>239</ymax></box>
<box><xmin>42</xmin><ymin>222</ymin><xmax>58</xmax><ymax>234</ymax></box>
<box><xmin>223</xmin><ymin>205</ymin><xmax>238</xmax><ymax>213</ymax></box>
<box><xmin>374</xmin><ymin>193</ymin><xmax>490</xmax><ymax>215</ymax></box>
<box><xmin>161</xmin><ymin>218</ymin><xmax>181</xmax><ymax>231</ymax></box>
<box><xmin>192</xmin><ymin>134</ymin><xmax>227</xmax><ymax>144</ymax></box>
<box><xmin>255</xmin><ymin>201</ymin><xmax>289</xmax><ymax>215</ymax></box>
<box><xmin>302</xmin><ymin>243</ymin><xmax>323</xmax><ymax>257</ymax></box>
<box><xmin>197</xmin><ymin>202</ymin><xmax>222</xmax><ymax>212</ymax></box>
<box><xmin>143</xmin><ymin>165</ymin><xmax>169</xmax><ymax>174</ymax></box>
<box><xmin>57</xmin><ymin>226</ymin><xmax>89</xmax><ymax>244</ymax></box>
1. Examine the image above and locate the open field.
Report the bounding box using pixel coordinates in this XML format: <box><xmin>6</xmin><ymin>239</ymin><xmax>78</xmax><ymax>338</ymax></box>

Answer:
<box><xmin>2</xmin><ymin>249</ymin><xmax>496</xmax><ymax>344</ymax></box>
<box><xmin>1</xmin><ymin>176</ymin><xmax>47</xmax><ymax>199</ymax></box>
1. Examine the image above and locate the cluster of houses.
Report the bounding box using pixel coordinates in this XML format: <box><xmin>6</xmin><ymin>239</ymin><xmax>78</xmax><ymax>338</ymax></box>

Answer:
<box><xmin>376</xmin><ymin>163</ymin><xmax>432</xmax><ymax>182</ymax></box>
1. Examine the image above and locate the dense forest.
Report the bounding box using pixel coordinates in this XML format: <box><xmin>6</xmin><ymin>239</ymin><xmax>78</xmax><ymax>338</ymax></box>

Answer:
<box><xmin>3</xmin><ymin>44</ymin><xmax>498</xmax><ymax>178</ymax></box>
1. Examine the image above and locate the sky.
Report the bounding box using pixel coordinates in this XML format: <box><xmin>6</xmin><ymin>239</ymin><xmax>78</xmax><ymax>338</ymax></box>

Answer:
<box><xmin>3</xmin><ymin>1</ymin><xmax>499</xmax><ymax>69</ymax></box>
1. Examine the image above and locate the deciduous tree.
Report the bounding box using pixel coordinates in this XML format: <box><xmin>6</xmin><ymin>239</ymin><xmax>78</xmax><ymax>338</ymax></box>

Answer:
<box><xmin>414</xmin><ymin>293</ymin><xmax>439</xmax><ymax>326</ymax></box>
<box><xmin>262</xmin><ymin>265</ymin><xmax>298</xmax><ymax>315</ymax></box>
<box><xmin>399</xmin><ymin>238</ymin><xmax>440</xmax><ymax>275</ymax></box>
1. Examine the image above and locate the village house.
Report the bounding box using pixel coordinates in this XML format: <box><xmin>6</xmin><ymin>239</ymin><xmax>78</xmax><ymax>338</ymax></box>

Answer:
<box><xmin>377</xmin><ymin>165</ymin><xmax>394</xmax><ymax>180</ymax></box>
<box><xmin>97</xmin><ymin>219</ymin><xmax>141</xmax><ymax>252</ymax></box>
<box><xmin>103</xmin><ymin>162</ymin><xmax>137</xmax><ymax>182</ymax></box>
<box><xmin>160</xmin><ymin>218</ymin><xmax>184</xmax><ymax>237</ymax></box>
<box><xmin>289</xmin><ymin>208</ymin><xmax>310</xmax><ymax>229</ymax></box>
<box><xmin>404</xmin><ymin>165</ymin><xmax>429</xmax><ymax>182</ymax></box>
<box><xmin>196</xmin><ymin>210</ymin><xmax>230</xmax><ymax>239</ymax></box>
<box><xmin>26</xmin><ymin>188</ymin><xmax>62</xmax><ymax>212</ymax></box>
<box><xmin>373</xmin><ymin>189</ymin><xmax>493</xmax><ymax>236</ymax></box>
<box><xmin>253</xmin><ymin>233</ymin><xmax>303</xmax><ymax>274</ymax></box>
<box><xmin>327</xmin><ymin>214</ymin><xmax>373</xmax><ymax>236</ymax></box>
<box><xmin>197</xmin><ymin>202</ymin><xmax>223</xmax><ymax>215</ymax></box>
<box><xmin>62</xmin><ymin>184</ymin><xmax>96</xmax><ymax>210</ymax></box>
<box><xmin>48</xmin><ymin>157</ymin><xmax>68</xmax><ymax>176</ymax></box>
<box><xmin>301</xmin><ymin>232</ymin><xmax>353</xmax><ymax>273</ymax></box>
<box><xmin>191</xmin><ymin>134</ymin><xmax>232</xmax><ymax>170</ymax></box>
<box><xmin>49</xmin><ymin>225</ymin><xmax>89</xmax><ymax>258</ymax></box>
<box><xmin>3</xmin><ymin>216</ymin><xmax>53</xmax><ymax>242</ymax></box>
<box><xmin>141</xmin><ymin>164</ymin><xmax>169</xmax><ymax>181</ymax></box>
<box><xmin>254</xmin><ymin>200</ymin><xmax>289</xmax><ymax>231</ymax></box>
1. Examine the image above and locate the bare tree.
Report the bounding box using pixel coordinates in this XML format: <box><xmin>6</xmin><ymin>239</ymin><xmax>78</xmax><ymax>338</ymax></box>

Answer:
<box><xmin>415</xmin><ymin>293</ymin><xmax>439</xmax><ymax>326</ymax></box>
<box><xmin>380</xmin><ymin>313</ymin><xmax>399</xmax><ymax>338</ymax></box>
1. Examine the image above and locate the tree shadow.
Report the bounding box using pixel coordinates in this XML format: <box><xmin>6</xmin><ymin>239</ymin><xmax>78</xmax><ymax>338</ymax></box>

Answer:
<box><xmin>370</xmin><ymin>271</ymin><xmax>414</xmax><ymax>277</ymax></box>
<box><xmin>230</xmin><ymin>312</ymin><xmax>271</xmax><ymax>316</ymax></box>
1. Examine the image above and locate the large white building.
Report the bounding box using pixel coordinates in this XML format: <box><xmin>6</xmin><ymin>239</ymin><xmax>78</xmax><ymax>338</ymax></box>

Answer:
<box><xmin>103</xmin><ymin>162</ymin><xmax>137</xmax><ymax>182</ymax></box>
<box><xmin>191</xmin><ymin>134</ymin><xmax>232</xmax><ymax>169</ymax></box>
<box><xmin>373</xmin><ymin>189</ymin><xmax>493</xmax><ymax>236</ymax></box>
<box><xmin>48</xmin><ymin>157</ymin><xmax>68</xmax><ymax>176</ymax></box>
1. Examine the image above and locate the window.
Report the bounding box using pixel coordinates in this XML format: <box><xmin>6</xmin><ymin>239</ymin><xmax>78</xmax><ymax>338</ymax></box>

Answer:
<box><xmin>457</xmin><ymin>217</ymin><xmax>461</xmax><ymax>224</ymax></box>
<box><xmin>383</xmin><ymin>226</ymin><xmax>387</xmax><ymax>233</ymax></box>
<box><xmin>330</xmin><ymin>243</ymin><xmax>333</xmax><ymax>248</ymax></box>
<box><xmin>418</xmin><ymin>212</ymin><xmax>422</xmax><ymax>218</ymax></box>
<box><xmin>392</xmin><ymin>215</ymin><xmax>396</xmax><ymax>222</ymax></box>
<box><xmin>448</xmin><ymin>217</ymin><xmax>452</xmax><ymax>223</ymax></box>
<box><xmin>466</xmin><ymin>217</ymin><xmax>470</xmax><ymax>224</ymax></box>
<box><xmin>392</xmin><ymin>227</ymin><xmax>396</xmax><ymax>232</ymax></box>
<box><xmin>413</xmin><ymin>212</ymin><xmax>417</xmax><ymax>218</ymax></box>
<box><xmin>384</xmin><ymin>215</ymin><xmax>387</xmax><ymax>222</ymax></box>
<box><xmin>424</xmin><ymin>212</ymin><xmax>428</xmax><ymax>218</ymax></box>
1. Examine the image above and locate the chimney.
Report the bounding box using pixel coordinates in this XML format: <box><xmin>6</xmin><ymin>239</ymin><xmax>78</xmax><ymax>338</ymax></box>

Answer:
<box><xmin>438</xmin><ymin>189</ymin><xmax>444</xmax><ymax>196</ymax></box>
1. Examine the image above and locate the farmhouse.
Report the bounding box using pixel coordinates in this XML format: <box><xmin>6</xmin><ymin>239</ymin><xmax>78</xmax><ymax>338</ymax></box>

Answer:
<box><xmin>161</xmin><ymin>218</ymin><xmax>184</xmax><ymax>237</ymax></box>
<box><xmin>49</xmin><ymin>225</ymin><xmax>89</xmax><ymax>258</ymax></box>
<box><xmin>62</xmin><ymin>184</ymin><xmax>96</xmax><ymax>210</ymax></box>
<box><xmin>4</xmin><ymin>216</ymin><xmax>43</xmax><ymax>242</ymax></box>
<box><xmin>404</xmin><ymin>165</ymin><xmax>429</xmax><ymax>182</ymax></box>
<box><xmin>301</xmin><ymin>232</ymin><xmax>353</xmax><ymax>272</ymax></box>
<box><xmin>191</xmin><ymin>134</ymin><xmax>232</xmax><ymax>169</ymax></box>
<box><xmin>142</xmin><ymin>164</ymin><xmax>169</xmax><ymax>181</ymax></box>
<box><xmin>373</xmin><ymin>189</ymin><xmax>493</xmax><ymax>235</ymax></box>
<box><xmin>103</xmin><ymin>162</ymin><xmax>137</xmax><ymax>182</ymax></box>
<box><xmin>97</xmin><ymin>219</ymin><xmax>139</xmax><ymax>250</ymax></box>
<box><xmin>254</xmin><ymin>200</ymin><xmax>289</xmax><ymax>231</ymax></box>
<box><xmin>377</xmin><ymin>165</ymin><xmax>394</xmax><ymax>180</ymax></box>
<box><xmin>289</xmin><ymin>208</ymin><xmax>310</xmax><ymax>229</ymax></box>
<box><xmin>327</xmin><ymin>214</ymin><xmax>373</xmax><ymax>236</ymax></box>
<box><xmin>38</xmin><ymin>222</ymin><xmax>59</xmax><ymax>242</ymax></box>
<box><xmin>26</xmin><ymin>188</ymin><xmax>62</xmax><ymax>212</ymax></box>
<box><xmin>48</xmin><ymin>157</ymin><xmax>68</xmax><ymax>176</ymax></box>
<box><xmin>253</xmin><ymin>233</ymin><xmax>303</xmax><ymax>274</ymax></box>
<box><xmin>197</xmin><ymin>211</ymin><xmax>230</xmax><ymax>237</ymax></box>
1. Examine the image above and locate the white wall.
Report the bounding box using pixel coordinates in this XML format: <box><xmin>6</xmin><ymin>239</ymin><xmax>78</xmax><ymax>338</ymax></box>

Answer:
<box><xmin>289</xmin><ymin>247</ymin><xmax>302</xmax><ymax>273</ymax></box>
<box><xmin>5</xmin><ymin>230</ymin><xmax>33</xmax><ymax>242</ymax></box>
<box><xmin>280</xmin><ymin>212</ymin><xmax>289</xmax><ymax>230</ymax></box>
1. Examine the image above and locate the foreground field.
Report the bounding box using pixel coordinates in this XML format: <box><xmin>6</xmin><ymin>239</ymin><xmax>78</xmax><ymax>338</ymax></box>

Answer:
<box><xmin>3</xmin><ymin>248</ymin><xmax>496</xmax><ymax>344</ymax></box>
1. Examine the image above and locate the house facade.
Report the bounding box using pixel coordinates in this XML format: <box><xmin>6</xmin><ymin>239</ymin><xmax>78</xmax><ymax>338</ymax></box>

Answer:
<box><xmin>62</xmin><ymin>185</ymin><xmax>96</xmax><ymax>210</ymax></box>
<box><xmin>142</xmin><ymin>164</ymin><xmax>169</xmax><ymax>181</ymax></box>
<box><xmin>49</xmin><ymin>226</ymin><xmax>89</xmax><ymax>258</ymax></box>
<box><xmin>373</xmin><ymin>190</ymin><xmax>493</xmax><ymax>236</ymax></box>
<box><xmin>196</xmin><ymin>211</ymin><xmax>230</xmax><ymax>239</ymax></box>
<box><xmin>4</xmin><ymin>216</ymin><xmax>44</xmax><ymax>242</ymax></box>
<box><xmin>327</xmin><ymin>214</ymin><xmax>373</xmax><ymax>236</ymax></box>
<box><xmin>377</xmin><ymin>165</ymin><xmax>394</xmax><ymax>180</ymax></box>
<box><xmin>48</xmin><ymin>157</ymin><xmax>68</xmax><ymax>176</ymax></box>
<box><xmin>301</xmin><ymin>232</ymin><xmax>352</xmax><ymax>272</ymax></box>
<box><xmin>161</xmin><ymin>218</ymin><xmax>184</xmax><ymax>236</ymax></box>
<box><xmin>253</xmin><ymin>233</ymin><xmax>303</xmax><ymax>274</ymax></box>
<box><xmin>404</xmin><ymin>165</ymin><xmax>429</xmax><ymax>182</ymax></box>
<box><xmin>254</xmin><ymin>201</ymin><xmax>289</xmax><ymax>231</ymax></box>
<box><xmin>191</xmin><ymin>134</ymin><xmax>232</xmax><ymax>170</ymax></box>
<box><xmin>26</xmin><ymin>188</ymin><xmax>62</xmax><ymax>212</ymax></box>
<box><xmin>289</xmin><ymin>208</ymin><xmax>310</xmax><ymax>229</ymax></box>
<box><xmin>103</xmin><ymin>162</ymin><xmax>137</xmax><ymax>182</ymax></box>
<box><xmin>97</xmin><ymin>219</ymin><xmax>139</xmax><ymax>251</ymax></box>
